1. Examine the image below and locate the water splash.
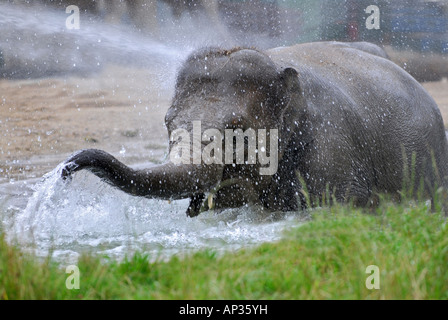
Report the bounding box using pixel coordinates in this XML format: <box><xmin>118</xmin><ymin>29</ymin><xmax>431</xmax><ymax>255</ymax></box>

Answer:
<box><xmin>4</xmin><ymin>159</ymin><xmax>306</xmax><ymax>263</ymax></box>
<box><xmin>0</xmin><ymin>3</ymin><xmax>186</xmax><ymax>79</ymax></box>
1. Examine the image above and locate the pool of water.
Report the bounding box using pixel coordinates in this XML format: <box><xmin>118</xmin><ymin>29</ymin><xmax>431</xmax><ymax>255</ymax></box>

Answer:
<box><xmin>0</xmin><ymin>160</ymin><xmax>307</xmax><ymax>264</ymax></box>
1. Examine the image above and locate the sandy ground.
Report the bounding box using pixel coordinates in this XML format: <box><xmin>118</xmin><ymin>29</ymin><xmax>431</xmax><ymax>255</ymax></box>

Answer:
<box><xmin>0</xmin><ymin>65</ymin><xmax>173</xmax><ymax>182</ymax></box>
<box><xmin>1</xmin><ymin>64</ymin><xmax>448</xmax><ymax>183</ymax></box>
<box><xmin>422</xmin><ymin>79</ymin><xmax>448</xmax><ymax>122</ymax></box>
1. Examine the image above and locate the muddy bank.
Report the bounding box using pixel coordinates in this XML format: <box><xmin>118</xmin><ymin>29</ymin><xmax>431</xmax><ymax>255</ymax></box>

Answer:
<box><xmin>0</xmin><ymin>65</ymin><xmax>173</xmax><ymax>183</ymax></box>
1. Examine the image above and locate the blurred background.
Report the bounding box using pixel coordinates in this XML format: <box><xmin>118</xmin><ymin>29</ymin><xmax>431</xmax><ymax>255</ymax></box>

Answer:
<box><xmin>1</xmin><ymin>0</ymin><xmax>448</xmax><ymax>81</ymax></box>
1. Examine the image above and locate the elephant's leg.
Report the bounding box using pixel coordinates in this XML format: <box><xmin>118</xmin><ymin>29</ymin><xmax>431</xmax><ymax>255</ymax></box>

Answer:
<box><xmin>186</xmin><ymin>193</ymin><xmax>206</xmax><ymax>217</ymax></box>
<box><xmin>338</xmin><ymin>174</ymin><xmax>375</xmax><ymax>207</ymax></box>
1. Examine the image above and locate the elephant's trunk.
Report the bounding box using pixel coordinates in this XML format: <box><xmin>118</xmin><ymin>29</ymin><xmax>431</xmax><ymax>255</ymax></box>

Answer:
<box><xmin>61</xmin><ymin>149</ymin><xmax>222</xmax><ymax>200</ymax></box>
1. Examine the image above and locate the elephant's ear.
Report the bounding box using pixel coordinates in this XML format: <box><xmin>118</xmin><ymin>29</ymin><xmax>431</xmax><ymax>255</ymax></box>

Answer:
<box><xmin>280</xmin><ymin>67</ymin><xmax>300</xmax><ymax>93</ymax></box>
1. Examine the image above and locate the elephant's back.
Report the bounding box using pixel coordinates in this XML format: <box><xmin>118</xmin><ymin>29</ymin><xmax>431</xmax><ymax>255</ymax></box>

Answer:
<box><xmin>266</xmin><ymin>41</ymin><xmax>443</xmax><ymax>135</ymax></box>
<box><xmin>267</xmin><ymin>41</ymin><xmax>448</xmax><ymax>190</ymax></box>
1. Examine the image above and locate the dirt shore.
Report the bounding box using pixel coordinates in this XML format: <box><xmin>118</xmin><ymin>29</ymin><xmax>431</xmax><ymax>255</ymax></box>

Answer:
<box><xmin>1</xmin><ymin>64</ymin><xmax>448</xmax><ymax>182</ymax></box>
<box><xmin>0</xmin><ymin>65</ymin><xmax>173</xmax><ymax>182</ymax></box>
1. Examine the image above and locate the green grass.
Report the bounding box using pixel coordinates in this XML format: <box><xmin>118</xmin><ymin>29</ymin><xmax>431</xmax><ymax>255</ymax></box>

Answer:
<box><xmin>1</xmin><ymin>200</ymin><xmax>447</xmax><ymax>300</ymax></box>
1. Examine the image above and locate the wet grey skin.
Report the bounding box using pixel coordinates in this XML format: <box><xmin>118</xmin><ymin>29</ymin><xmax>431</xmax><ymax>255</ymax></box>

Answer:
<box><xmin>61</xmin><ymin>41</ymin><xmax>448</xmax><ymax>217</ymax></box>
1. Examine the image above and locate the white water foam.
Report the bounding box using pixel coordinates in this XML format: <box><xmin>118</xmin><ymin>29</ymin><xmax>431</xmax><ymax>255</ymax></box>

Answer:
<box><xmin>3</xmin><ymin>160</ymin><xmax>306</xmax><ymax>263</ymax></box>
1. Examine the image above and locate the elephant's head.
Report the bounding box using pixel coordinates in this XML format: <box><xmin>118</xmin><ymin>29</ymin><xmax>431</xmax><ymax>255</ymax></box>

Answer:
<box><xmin>167</xmin><ymin>47</ymin><xmax>301</xmax><ymax>178</ymax></box>
<box><xmin>61</xmin><ymin>47</ymin><xmax>302</xmax><ymax>215</ymax></box>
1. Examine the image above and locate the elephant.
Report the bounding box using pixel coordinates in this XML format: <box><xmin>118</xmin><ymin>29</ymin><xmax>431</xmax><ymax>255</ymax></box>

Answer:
<box><xmin>60</xmin><ymin>41</ymin><xmax>448</xmax><ymax>216</ymax></box>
